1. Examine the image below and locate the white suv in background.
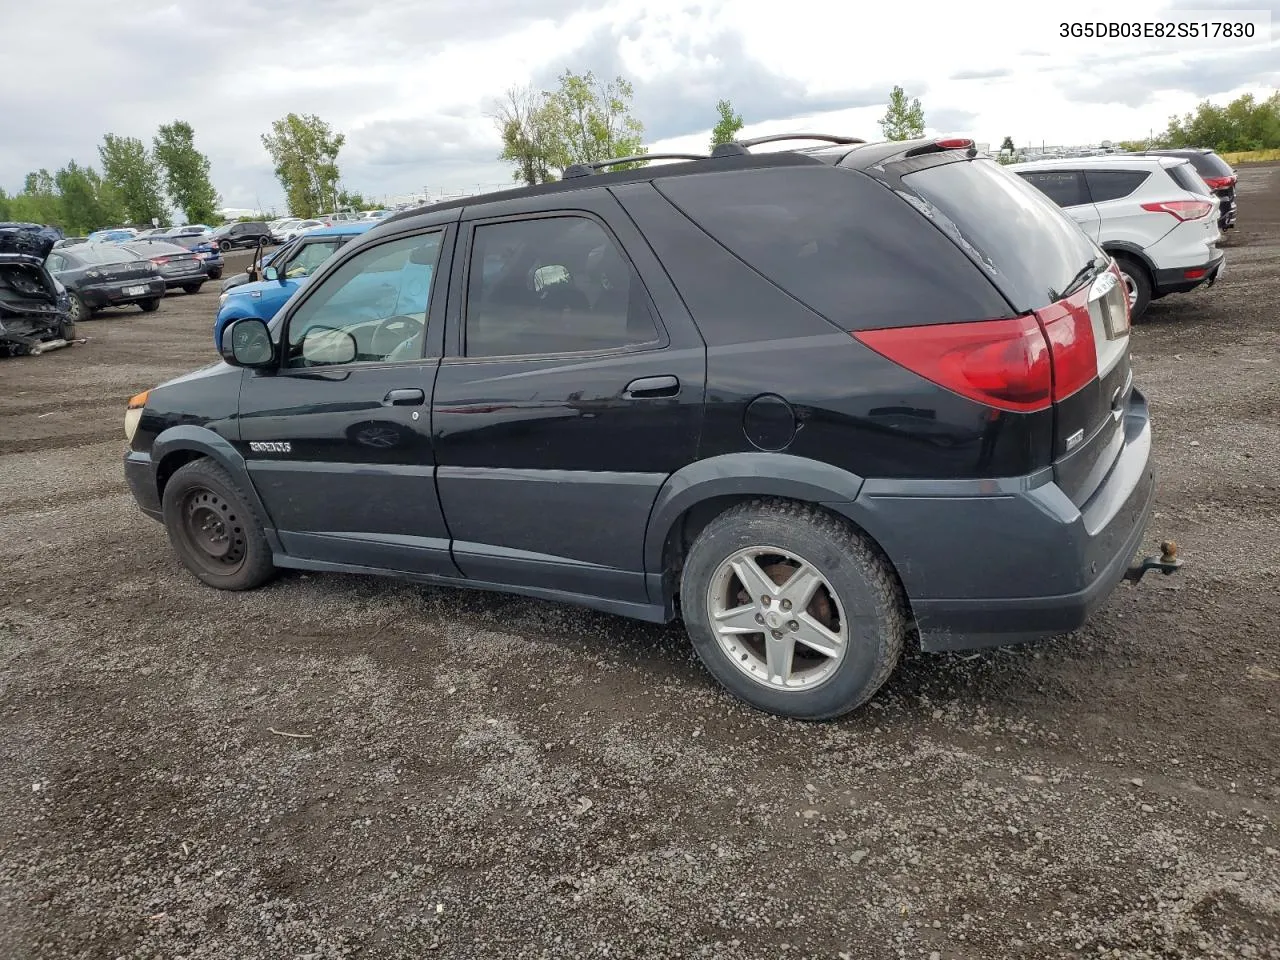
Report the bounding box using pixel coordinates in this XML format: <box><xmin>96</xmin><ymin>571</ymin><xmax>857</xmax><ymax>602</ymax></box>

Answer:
<box><xmin>1009</xmin><ymin>155</ymin><xmax>1224</xmax><ymax>319</ymax></box>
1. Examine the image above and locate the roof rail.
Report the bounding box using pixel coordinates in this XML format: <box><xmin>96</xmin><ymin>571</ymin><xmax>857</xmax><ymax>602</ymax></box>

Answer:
<box><xmin>563</xmin><ymin>152</ymin><xmax>710</xmax><ymax>179</ymax></box>
<box><xmin>711</xmin><ymin>133</ymin><xmax>867</xmax><ymax>158</ymax></box>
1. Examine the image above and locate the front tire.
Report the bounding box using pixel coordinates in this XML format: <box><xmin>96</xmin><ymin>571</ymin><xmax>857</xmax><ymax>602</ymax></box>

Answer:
<box><xmin>679</xmin><ymin>499</ymin><xmax>906</xmax><ymax>720</ymax></box>
<box><xmin>161</xmin><ymin>459</ymin><xmax>275</xmax><ymax>591</ymax></box>
<box><xmin>219</xmin><ymin>239</ymin><xmax>232</xmax><ymax>252</ymax></box>
<box><xmin>1114</xmin><ymin>256</ymin><xmax>1152</xmax><ymax>321</ymax></box>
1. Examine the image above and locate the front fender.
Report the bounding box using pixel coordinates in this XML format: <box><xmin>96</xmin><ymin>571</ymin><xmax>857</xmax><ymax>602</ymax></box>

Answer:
<box><xmin>642</xmin><ymin>452</ymin><xmax>866</xmax><ymax>574</ymax></box>
<box><xmin>150</xmin><ymin>424</ymin><xmax>282</xmax><ymax>551</ymax></box>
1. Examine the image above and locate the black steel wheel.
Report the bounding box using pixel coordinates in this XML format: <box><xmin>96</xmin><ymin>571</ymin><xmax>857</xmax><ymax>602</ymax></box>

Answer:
<box><xmin>161</xmin><ymin>458</ymin><xmax>275</xmax><ymax>590</ymax></box>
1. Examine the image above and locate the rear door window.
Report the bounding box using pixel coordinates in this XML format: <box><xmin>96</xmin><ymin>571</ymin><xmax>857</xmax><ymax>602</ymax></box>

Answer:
<box><xmin>653</xmin><ymin>165</ymin><xmax>1011</xmax><ymax>331</ymax></box>
<box><xmin>1017</xmin><ymin>170</ymin><xmax>1090</xmax><ymax>208</ymax></box>
<box><xmin>1167</xmin><ymin>163</ymin><xmax>1211</xmax><ymax>196</ymax></box>
<box><xmin>1083</xmin><ymin>169</ymin><xmax>1150</xmax><ymax>202</ymax></box>
<box><xmin>900</xmin><ymin>158</ymin><xmax>1100</xmax><ymax>312</ymax></box>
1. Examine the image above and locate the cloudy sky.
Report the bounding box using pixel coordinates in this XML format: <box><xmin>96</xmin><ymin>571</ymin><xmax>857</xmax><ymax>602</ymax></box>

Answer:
<box><xmin>2</xmin><ymin>0</ymin><xmax>1276</xmax><ymax>214</ymax></box>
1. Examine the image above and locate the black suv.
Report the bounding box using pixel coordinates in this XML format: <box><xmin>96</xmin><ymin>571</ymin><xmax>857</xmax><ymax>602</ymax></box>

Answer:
<box><xmin>123</xmin><ymin>134</ymin><xmax>1177</xmax><ymax>720</ymax></box>
<box><xmin>210</xmin><ymin>221</ymin><xmax>273</xmax><ymax>252</ymax></box>
<box><xmin>1140</xmin><ymin>148</ymin><xmax>1238</xmax><ymax>230</ymax></box>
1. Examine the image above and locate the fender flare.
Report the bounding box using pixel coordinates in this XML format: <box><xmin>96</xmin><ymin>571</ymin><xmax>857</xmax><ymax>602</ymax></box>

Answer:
<box><xmin>642</xmin><ymin>452</ymin><xmax>867</xmax><ymax>574</ymax></box>
<box><xmin>150</xmin><ymin>424</ymin><xmax>283</xmax><ymax>551</ymax></box>
<box><xmin>1101</xmin><ymin>241</ymin><xmax>1156</xmax><ymax>279</ymax></box>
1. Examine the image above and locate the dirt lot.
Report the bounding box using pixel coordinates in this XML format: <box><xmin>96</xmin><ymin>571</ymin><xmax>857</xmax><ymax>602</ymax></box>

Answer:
<box><xmin>2</xmin><ymin>172</ymin><xmax>1278</xmax><ymax>960</ymax></box>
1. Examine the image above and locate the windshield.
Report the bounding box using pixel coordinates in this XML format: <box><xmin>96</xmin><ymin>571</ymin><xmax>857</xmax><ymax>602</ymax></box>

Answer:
<box><xmin>901</xmin><ymin>158</ymin><xmax>1100</xmax><ymax>311</ymax></box>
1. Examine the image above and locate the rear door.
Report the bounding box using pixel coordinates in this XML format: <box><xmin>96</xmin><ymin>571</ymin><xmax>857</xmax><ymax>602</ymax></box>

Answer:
<box><xmin>1016</xmin><ymin>169</ymin><xmax>1101</xmax><ymax>240</ymax></box>
<box><xmin>897</xmin><ymin>157</ymin><xmax>1131</xmax><ymax>507</ymax></box>
<box><xmin>431</xmin><ymin>191</ymin><xmax>705</xmax><ymax>605</ymax></box>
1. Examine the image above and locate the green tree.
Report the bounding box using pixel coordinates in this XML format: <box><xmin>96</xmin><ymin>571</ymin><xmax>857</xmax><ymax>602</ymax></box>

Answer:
<box><xmin>547</xmin><ymin>70</ymin><xmax>646</xmax><ymax>171</ymax></box>
<box><xmin>7</xmin><ymin>170</ymin><xmax>63</xmax><ymax>227</ymax></box>
<box><xmin>336</xmin><ymin>189</ymin><xmax>369</xmax><ymax>210</ymax></box>
<box><xmin>153</xmin><ymin>121</ymin><xmax>219</xmax><ymax>225</ymax></box>
<box><xmin>1158</xmin><ymin>92</ymin><xmax>1280</xmax><ymax>152</ymax></box>
<box><xmin>98</xmin><ymin>134</ymin><xmax>168</xmax><ymax>225</ymax></box>
<box><xmin>999</xmin><ymin>135</ymin><xmax>1015</xmax><ymax>153</ymax></box>
<box><xmin>260</xmin><ymin>113</ymin><xmax>345</xmax><ymax>218</ymax></box>
<box><xmin>54</xmin><ymin>161</ymin><xmax>123</xmax><ymax>233</ymax></box>
<box><xmin>879</xmin><ymin>85</ymin><xmax>925</xmax><ymax>141</ymax></box>
<box><xmin>710</xmin><ymin>99</ymin><xmax>745</xmax><ymax>151</ymax></box>
<box><xmin>494</xmin><ymin>84</ymin><xmax>561</xmax><ymax>186</ymax></box>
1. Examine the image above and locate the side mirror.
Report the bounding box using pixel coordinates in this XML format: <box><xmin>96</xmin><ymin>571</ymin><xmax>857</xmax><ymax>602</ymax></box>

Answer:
<box><xmin>264</xmin><ymin>266</ymin><xmax>280</xmax><ymax>282</ymax></box>
<box><xmin>220</xmin><ymin>318</ymin><xmax>275</xmax><ymax>368</ymax></box>
<box><xmin>301</xmin><ymin>326</ymin><xmax>357</xmax><ymax>366</ymax></box>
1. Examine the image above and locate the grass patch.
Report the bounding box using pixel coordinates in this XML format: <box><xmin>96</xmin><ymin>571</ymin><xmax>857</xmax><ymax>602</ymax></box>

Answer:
<box><xmin>1222</xmin><ymin>149</ymin><xmax>1280</xmax><ymax>165</ymax></box>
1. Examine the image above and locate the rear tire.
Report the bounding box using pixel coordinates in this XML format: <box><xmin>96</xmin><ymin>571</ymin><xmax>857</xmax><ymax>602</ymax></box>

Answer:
<box><xmin>183</xmin><ymin>283</ymin><xmax>204</xmax><ymax>294</ymax></box>
<box><xmin>219</xmin><ymin>240</ymin><xmax>232</xmax><ymax>252</ymax></box>
<box><xmin>139</xmin><ymin>298</ymin><xmax>160</xmax><ymax>313</ymax></box>
<box><xmin>67</xmin><ymin>291</ymin><xmax>89</xmax><ymax>323</ymax></box>
<box><xmin>161</xmin><ymin>458</ymin><xmax>276</xmax><ymax>591</ymax></box>
<box><xmin>679</xmin><ymin>499</ymin><xmax>906</xmax><ymax>720</ymax></box>
<box><xmin>1114</xmin><ymin>255</ymin><xmax>1152</xmax><ymax>321</ymax></box>
<box><xmin>208</xmin><ymin>269</ymin><xmax>222</xmax><ymax>280</ymax></box>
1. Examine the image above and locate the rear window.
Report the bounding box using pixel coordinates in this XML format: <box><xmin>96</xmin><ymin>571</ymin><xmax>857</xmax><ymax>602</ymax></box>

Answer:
<box><xmin>1167</xmin><ymin>162</ymin><xmax>1211</xmax><ymax>196</ymax></box>
<box><xmin>1183</xmin><ymin>152</ymin><xmax>1233</xmax><ymax>177</ymax></box>
<box><xmin>901</xmin><ymin>158</ymin><xmax>1100</xmax><ymax>311</ymax></box>
<box><xmin>652</xmin><ymin>165</ymin><xmax>1010</xmax><ymax>331</ymax></box>
<box><xmin>71</xmin><ymin>246</ymin><xmax>139</xmax><ymax>266</ymax></box>
<box><xmin>1084</xmin><ymin>169</ymin><xmax>1150</xmax><ymax>202</ymax></box>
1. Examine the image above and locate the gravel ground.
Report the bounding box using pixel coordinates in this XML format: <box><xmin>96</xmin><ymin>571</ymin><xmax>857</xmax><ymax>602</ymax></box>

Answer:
<box><xmin>2</xmin><ymin>170</ymin><xmax>1278</xmax><ymax>960</ymax></box>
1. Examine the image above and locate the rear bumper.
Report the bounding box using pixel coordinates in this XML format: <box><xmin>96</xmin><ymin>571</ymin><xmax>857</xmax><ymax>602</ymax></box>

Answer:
<box><xmin>1153</xmin><ymin>252</ymin><xmax>1225</xmax><ymax>295</ymax></box>
<box><xmin>79</xmin><ymin>278</ymin><xmax>166</xmax><ymax>308</ymax></box>
<box><xmin>835</xmin><ymin>390</ymin><xmax>1158</xmax><ymax>652</ymax></box>
<box><xmin>161</xmin><ymin>271</ymin><xmax>206</xmax><ymax>288</ymax></box>
<box><xmin>124</xmin><ymin>450</ymin><xmax>163</xmax><ymax>521</ymax></box>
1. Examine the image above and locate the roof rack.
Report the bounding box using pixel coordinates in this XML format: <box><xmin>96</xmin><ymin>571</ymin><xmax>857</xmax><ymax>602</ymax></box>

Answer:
<box><xmin>563</xmin><ymin>134</ymin><xmax>869</xmax><ymax>177</ymax></box>
<box><xmin>563</xmin><ymin>152</ymin><xmax>710</xmax><ymax>179</ymax></box>
<box><xmin>710</xmin><ymin>133</ymin><xmax>866</xmax><ymax>158</ymax></box>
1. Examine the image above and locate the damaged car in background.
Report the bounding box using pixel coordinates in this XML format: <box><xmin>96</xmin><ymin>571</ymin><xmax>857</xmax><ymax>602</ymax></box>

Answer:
<box><xmin>0</xmin><ymin>225</ymin><xmax>78</xmax><ymax>356</ymax></box>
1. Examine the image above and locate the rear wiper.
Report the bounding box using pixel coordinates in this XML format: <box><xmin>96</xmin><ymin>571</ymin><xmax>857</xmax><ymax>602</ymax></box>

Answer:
<box><xmin>1054</xmin><ymin>257</ymin><xmax>1104</xmax><ymax>301</ymax></box>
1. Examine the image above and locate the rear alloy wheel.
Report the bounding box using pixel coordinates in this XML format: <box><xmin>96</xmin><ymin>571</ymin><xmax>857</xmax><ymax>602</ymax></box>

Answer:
<box><xmin>161</xmin><ymin>459</ymin><xmax>275</xmax><ymax>591</ymax></box>
<box><xmin>680</xmin><ymin>499</ymin><xmax>906</xmax><ymax>720</ymax></box>
<box><xmin>66</xmin><ymin>291</ymin><xmax>89</xmax><ymax>323</ymax></box>
<box><xmin>139</xmin><ymin>298</ymin><xmax>160</xmax><ymax>313</ymax></box>
<box><xmin>1115</xmin><ymin>257</ymin><xmax>1152</xmax><ymax>321</ymax></box>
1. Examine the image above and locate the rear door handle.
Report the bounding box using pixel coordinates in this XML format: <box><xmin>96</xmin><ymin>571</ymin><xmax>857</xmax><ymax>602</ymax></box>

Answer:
<box><xmin>623</xmin><ymin>375</ymin><xmax>680</xmax><ymax>399</ymax></box>
<box><xmin>383</xmin><ymin>388</ymin><xmax>425</xmax><ymax>406</ymax></box>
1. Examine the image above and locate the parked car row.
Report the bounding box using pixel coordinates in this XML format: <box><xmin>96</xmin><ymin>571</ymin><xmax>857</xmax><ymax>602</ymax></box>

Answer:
<box><xmin>1009</xmin><ymin>153</ymin><xmax>1226</xmax><ymax>319</ymax></box>
<box><xmin>125</xmin><ymin>133</ymin><xmax>1190</xmax><ymax>722</ymax></box>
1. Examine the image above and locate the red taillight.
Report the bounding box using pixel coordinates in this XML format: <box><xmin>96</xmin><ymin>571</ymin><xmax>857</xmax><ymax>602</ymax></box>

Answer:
<box><xmin>1033</xmin><ymin>287</ymin><xmax>1098</xmax><ymax>402</ymax></box>
<box><xmin>936</xmin><ymin>138</ymin><xmax>974</xmax><ymax>149</ymax></box>
<box><xmin>1141</xmin><ymin>200</ymin><xmax>1214</xmax><ymax>221</ymax></box>
<box><xmin>151</xmin><ymin>256</ymin><xmax>170</xmax><ymax>265</ymax></box>
<box><xmin>1183</xmin><ymin>268</ymin><xmax>1207</xmax><ymax>280</ymax></box>
<box><xmin>854</xmin><ymin>291</ymin><xmax>1100</xmax><ymax>412</ymax></box>
<box><xmin>1203</xmin><ymin>175</ymin><xmax>1236</xmax><ymax>190</ymax></box>
<box><xmin>854</xmin><ymin>315</ymin><xmax>1053</xmax><ymax>413</ymax></box>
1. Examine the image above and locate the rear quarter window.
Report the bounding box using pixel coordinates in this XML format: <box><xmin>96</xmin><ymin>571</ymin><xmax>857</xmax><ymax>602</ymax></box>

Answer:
<box><xmin>1017</xmin><ymin>170</ymin><xmax>1089</xmax><ymax>208</ymax></box>
<box><xmin>652</xmin><ymin>165</ymin><xmax>1011</xmax><ymax>331</ymax></box>
<box><xmin>1083</xmin><ymin>169</ymin><xmax>1150</xmax><ymax>202</ymax></box>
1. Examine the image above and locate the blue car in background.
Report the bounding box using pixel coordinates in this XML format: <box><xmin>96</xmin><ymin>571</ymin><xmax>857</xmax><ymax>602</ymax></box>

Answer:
<box><xmin>87</xmin><ymin>229</ymin><xmax>137</xmax><ymax>244</ymax></box>
<box><xmin>213</xmin><ymin>221</ymin><xmax>376</xmax><ymax>349</ymax></box>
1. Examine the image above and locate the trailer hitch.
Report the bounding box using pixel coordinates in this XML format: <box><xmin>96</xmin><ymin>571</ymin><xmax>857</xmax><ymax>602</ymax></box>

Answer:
<box><xmin>1123</xmin><ymin>540</ymin><xmax>1183</xmax><ymax>583</ymax></box>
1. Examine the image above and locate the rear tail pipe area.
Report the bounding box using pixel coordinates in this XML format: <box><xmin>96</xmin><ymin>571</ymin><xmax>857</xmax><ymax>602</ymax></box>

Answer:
<box><xmin>1124</xmin><ymin>540</ymin><xmax>1184</xmax><ymax>584</ymax></box>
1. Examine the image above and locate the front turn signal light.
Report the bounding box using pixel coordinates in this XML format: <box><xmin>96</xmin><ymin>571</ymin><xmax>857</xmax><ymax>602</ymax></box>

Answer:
<box><xmin>127</xmin><ymin>390</ymin><xmax>151</xmax><ymax>410</ymax></box>
<box><xmin>125</xmin><ymin>390</ymin><xmax>151</xmax><ymax>442</ymax></box>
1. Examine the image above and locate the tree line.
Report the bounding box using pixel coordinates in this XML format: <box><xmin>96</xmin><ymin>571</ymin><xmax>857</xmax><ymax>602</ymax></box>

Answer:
<box><xmin>494</xmin><ymin>74</ymin><xmax>929</xmax><ymax>186</ymax></box>
<box><xmin>0</xmin><ymin>123</ymin><xmax>220</xmax><ymax>234</ymax></box>
<box><xmin>1</xmin><ymin>79</ymin><xmax>934</xmax><ymax>233</ymax></box>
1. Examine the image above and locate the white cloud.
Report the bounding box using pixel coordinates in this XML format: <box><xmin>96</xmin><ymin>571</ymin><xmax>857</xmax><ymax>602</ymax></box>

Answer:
<box><xmin>0</xmin><ymin>0</ymin><xmax>1274</xmax><ymax>213</ymax></box>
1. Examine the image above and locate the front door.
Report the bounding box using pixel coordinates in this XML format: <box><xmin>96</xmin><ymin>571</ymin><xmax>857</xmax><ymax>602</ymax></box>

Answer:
<box><xmin>237</xmin><ymin>226</ymin><xmax>458</xmax><ymax>576</ymax></box>
<box><xmin>432</xmin><ymin>201</ymin><xmax>706</xmax><ymax>604</ymax></box>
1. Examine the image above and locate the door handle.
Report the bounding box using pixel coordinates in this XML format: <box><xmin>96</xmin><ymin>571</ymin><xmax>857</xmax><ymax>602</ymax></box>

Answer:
<box><xmin>623</xmin><ymin>375</ymin><xmax>680</xmax><ymax>399</ymax></box>
<box><xmin>383</xmin><ymin>388</ymin><xmax>425</xmax><ymax>406</ymax></box>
